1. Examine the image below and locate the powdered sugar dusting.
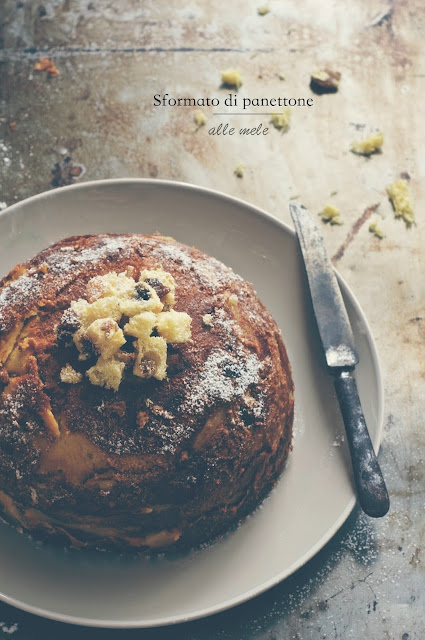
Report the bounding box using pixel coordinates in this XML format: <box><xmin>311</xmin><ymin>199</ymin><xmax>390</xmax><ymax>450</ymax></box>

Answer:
<box><xmin>149</xmin><ymin>241</ymin><xmax>243</xmax><ymax>292</ymax></box>
<box><xmin>0</xmin><ymin>273</ymin><xmax>42</xmax><ymax>327</ymax></box>
<box><xmin>0</xmin><ymin>237</ymin><xmax>133</xmax><ymax>331</ymax></box>
<box><xmin>149</xmin><ymin>421</ymin><xmax>190</xmax><ymax>455</ymax></box>
<box><xmin>181</xmin><ymin>348</ymin><xmax>262</xmax><ymax>414</ymax></box>
<box><xmin>152</xmin><ymin>242</ymin><xmax>192</xmax><ymax>269</ymax></box>
<box><xmin>47</xmin><ymin>236</ymin><xmax>131</xmax><ymax>274</ymax></box>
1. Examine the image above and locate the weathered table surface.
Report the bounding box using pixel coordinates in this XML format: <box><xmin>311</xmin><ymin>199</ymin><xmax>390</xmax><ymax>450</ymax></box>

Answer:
<box><xmin>0</xmin><ymin>1</ymin><xmax>424</xmax><ymax>638</ymax></box>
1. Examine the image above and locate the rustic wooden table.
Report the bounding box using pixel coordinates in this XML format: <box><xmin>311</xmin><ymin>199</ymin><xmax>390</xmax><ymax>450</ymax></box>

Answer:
<box><xmin>0</xmin><ymin>1</ymin><xmax>424</xmax><ymax>638</ymax></box>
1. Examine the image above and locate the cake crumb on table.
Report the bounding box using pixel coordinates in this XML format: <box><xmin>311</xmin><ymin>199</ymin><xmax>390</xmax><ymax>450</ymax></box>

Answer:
<box><xmin>351</xmin><ymin>131</ymin><xmax>384</xmax><ymax>156</ymax></box>
<box><xmin>369</xmin><ymin>219</ymin><xmax>385</xmax><ymax>239</ymax></box>
<box><xmin>387</xmin><ymin>179</ymin><xmax>415</xmax><ymax>227</ymax></box>
<box><xmin>221</xmin><ymin>68</ymin><xmax>242</xmax><ymax>89</ymax></box>
<box><xmin>270</xmin><ymin>108</ymin><xmax>291</xmax><ymax>131</ymax></box>
<box><xmin>234</xmin><ymin>164</ymin><xmax>244</xmax><ymax>178</ymax></box>
<box><xmin>319</xmin><ymin>204</ymin><xmax>343</xmax><ymax>225</ymax></box>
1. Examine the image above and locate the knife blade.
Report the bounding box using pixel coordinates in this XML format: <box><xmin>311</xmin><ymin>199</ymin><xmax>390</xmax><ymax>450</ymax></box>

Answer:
<box><xmin>289</xmin><ymin>201</ymin><xmax>389</xmax><ymax>518</ymax></box>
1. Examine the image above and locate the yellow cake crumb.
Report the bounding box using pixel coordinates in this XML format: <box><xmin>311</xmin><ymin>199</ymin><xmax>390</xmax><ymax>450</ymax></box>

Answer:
<box><xmin>221</xmin><ymin>68</ymin><xmax>242</xmax><ymax>89</ymax></box>
<box><xmin>257</xmin><ymin>6</ymin><xmax>270</xmax><ymax>15</ymax></box>
<box><xmin>202</xmin><ymin>314</ymin><xmax>214</xmax><ymax>327</ymax></box>
<box><xmin>133</xmin><ymin>337</ymin><xmax>167</xmax><ymax>381</ymax></box>
<box><xmin>86</xmin><ymin>271</ymin><xmax>136</xmax><ymax>303</ymax></box>
<box><xmin>87</xmin><ymin>357</ymin><xmax>125</xmax><ymax>392</ymax></box>
<box><xmin>72</xmin><ymin>297</ymin><xmax>122</xmax><ymax>329</ymax></box>
<box><xmin>194</xmin><ymin>109</ymin><xmax>207</xmax><ymax>129</ymax></box>
<box><xmin>85</xmin><ymin>319</ymin><xmax>126</xmax><ymax>358</ymax></box>
<box><xmin>270</xmin><ymin>108</ymin><xmax>291</xmax><ymax>131</ymax></box>
<box><xmin>139</xmin><ymin>268</ymin><xmax>176</xmax><ymax>310</ymax></box>
<box><xmin>60</xmin><ymin>364</ymin><xmax>83</xmax><ymax>384</ymax></box>
<box><xmin>319</xmin><ymin>204</ymin><xmax>343</xmax><ymax>225</ymax></box>
<box><xmin>369</xmin><ymin>220</ymin><xmax>385</xmax><ymax>239</ymax></box>
<box><xmin>387</xmin><ymin>179</ymin><xmax>415</xmax><ymax>227</ymax></box>
<box><xmin>351</xmin><ymin>131</ymin><xmax>383</xmax><ymax>156</ymax></box>
<box><xmin>62</xmin><ymin>268</ymin><xmax>191</xmax><ymax>390</ymax></box>
<box><xmin>124</xmin><ymin>312</ymin><xmax>157</xmax><ymax>341</ymax></box>
<box><xmin>156</xmin><ymin>309</ymin><xmax>192</xmax><ymax>343</ymax></box>
<box><xmin>234</xmin><ymin>164</ymin><xmax>244</xmax><ymax>178</ymax></box>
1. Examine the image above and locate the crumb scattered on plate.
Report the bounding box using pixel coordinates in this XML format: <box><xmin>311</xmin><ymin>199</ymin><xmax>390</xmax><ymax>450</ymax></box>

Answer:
<box><xmin>221</xmin><ymin>68</ymin><xmax>242</xmax><ymax>89</ymax></box>
<box><xmin>319</xmin><ymin>204</ymin><xmax>343</xmax><ymax>225</ymax></box>
<box><xmin>234</xmin><ymin>164</ymin><xmax>244</xmax><ymax>178</ymax></box>
<box><xmin>257</xmin><ymin>6</ymin><xmax>270</xmax><ymax>15</ymax></box>
<box><xmin>270</xmin><ymin>108</ymin><xmax>291</xmax><ymax>131</ymax></box>
<box><xmin>387</xmin><ymin>179</ymin><xmax>415</xmax><ymax>227</ymax></box>
<box><xmin>351</xmin><ymin>131</ymin><xmax>383</xmax><ymax>156</ymax></box>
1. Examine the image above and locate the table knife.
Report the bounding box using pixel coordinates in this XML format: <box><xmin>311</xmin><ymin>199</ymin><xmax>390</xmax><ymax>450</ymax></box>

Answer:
<box><xmin>289</xmin><ymin>201</ymin><xmax>390</xmax><ymax>518</ymax></box>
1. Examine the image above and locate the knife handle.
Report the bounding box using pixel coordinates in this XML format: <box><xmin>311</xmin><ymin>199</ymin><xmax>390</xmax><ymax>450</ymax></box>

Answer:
<box><xmin>334</xmin><ymin>369</ymin><xmax>390</xmax><ymax>518</ymax></box>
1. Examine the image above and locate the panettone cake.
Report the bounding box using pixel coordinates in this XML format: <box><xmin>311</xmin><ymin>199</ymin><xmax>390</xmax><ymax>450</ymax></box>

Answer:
<box><xmin>0</xmin><ymin>233</ymin><xmax>294</xmax><ymax>552</ymax></box>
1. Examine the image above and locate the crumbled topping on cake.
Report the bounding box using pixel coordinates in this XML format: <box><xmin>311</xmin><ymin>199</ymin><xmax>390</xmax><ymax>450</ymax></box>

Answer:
<box><xmin>202</xmin><ymin>313</ymin><xmax>214</xmax><ymax>327</ymax></box>
<box><xmin>133</xmin><ymin>336</ymin><xmax>167</xmax><ymax>381</ymax></box>
<box><xmin>87</xmin><ymin>357</ymin><xmax>126</xmax><ymax>391</ymax></box>
<box><xmin>59</xmin><ymin>268</ymin><xmax>192</xmax><ymax>390</ymax></box>
<box><xmin>140</xmin><ymin>269</ymin><xmax>176</xmax><ymax>309</ymax></box>
<box><xmin>60</xmin><ymin>364</ymin><xmax>83</xmax><ymax>384</ymax></box>
<box><xmin>156</xmin><ymin>309</ymin><xmax>192</xmax><ymax>342</ymax></box>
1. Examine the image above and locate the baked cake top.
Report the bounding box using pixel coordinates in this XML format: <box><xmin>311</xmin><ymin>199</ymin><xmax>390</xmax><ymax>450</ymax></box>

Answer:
<box><xmin>0</xmin><ymin>234</ymin><xmax>290</xmax><ymax>468</ymax></box>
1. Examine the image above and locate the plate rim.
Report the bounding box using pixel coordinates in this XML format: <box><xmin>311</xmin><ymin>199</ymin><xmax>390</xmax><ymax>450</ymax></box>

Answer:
<box><xmin>0</xmin><ymin>178</ymin><xmax>384</xmax><ymax>628</ymax></box>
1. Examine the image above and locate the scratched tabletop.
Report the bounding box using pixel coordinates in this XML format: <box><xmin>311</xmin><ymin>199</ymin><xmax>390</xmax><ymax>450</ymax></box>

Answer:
<box><xmin>0</xmin><ymin>1</ymin><xmax>424</xmax><ymax>639</ymax></box>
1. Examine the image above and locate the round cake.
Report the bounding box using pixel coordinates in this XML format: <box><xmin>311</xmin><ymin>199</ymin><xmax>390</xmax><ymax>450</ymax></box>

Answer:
<box><xmin>0</xmin><ymin>233</ymin><xmax>294</xmax><ymax>552</ymax></box>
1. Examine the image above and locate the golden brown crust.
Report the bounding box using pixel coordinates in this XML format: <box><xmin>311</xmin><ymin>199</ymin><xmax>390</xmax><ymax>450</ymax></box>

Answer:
<box><xmin>0</xmin><ymin>234</ymin><xmax>294</xmax><ymax>551</ymax></box>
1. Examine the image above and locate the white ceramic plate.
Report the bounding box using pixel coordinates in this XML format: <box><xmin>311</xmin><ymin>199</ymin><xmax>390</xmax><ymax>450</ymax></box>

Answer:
<box><xmin>0</xmin><ymin>180</ymin><xmax>383</xmax><ymax>628</ymax></box>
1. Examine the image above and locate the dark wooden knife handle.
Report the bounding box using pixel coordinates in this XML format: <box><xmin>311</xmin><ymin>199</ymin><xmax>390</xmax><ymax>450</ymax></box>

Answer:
<box><xmin>334</xmin><ymin>369</ymin><xmax>390</xmax><ymax>518</ymax></box>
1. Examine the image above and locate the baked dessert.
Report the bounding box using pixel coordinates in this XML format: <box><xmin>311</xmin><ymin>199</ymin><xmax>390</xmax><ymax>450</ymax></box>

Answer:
<box><xmin>0</xmin><ymin>233</ymin><xmax>294</xmax><ymax>552</ymax></box>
